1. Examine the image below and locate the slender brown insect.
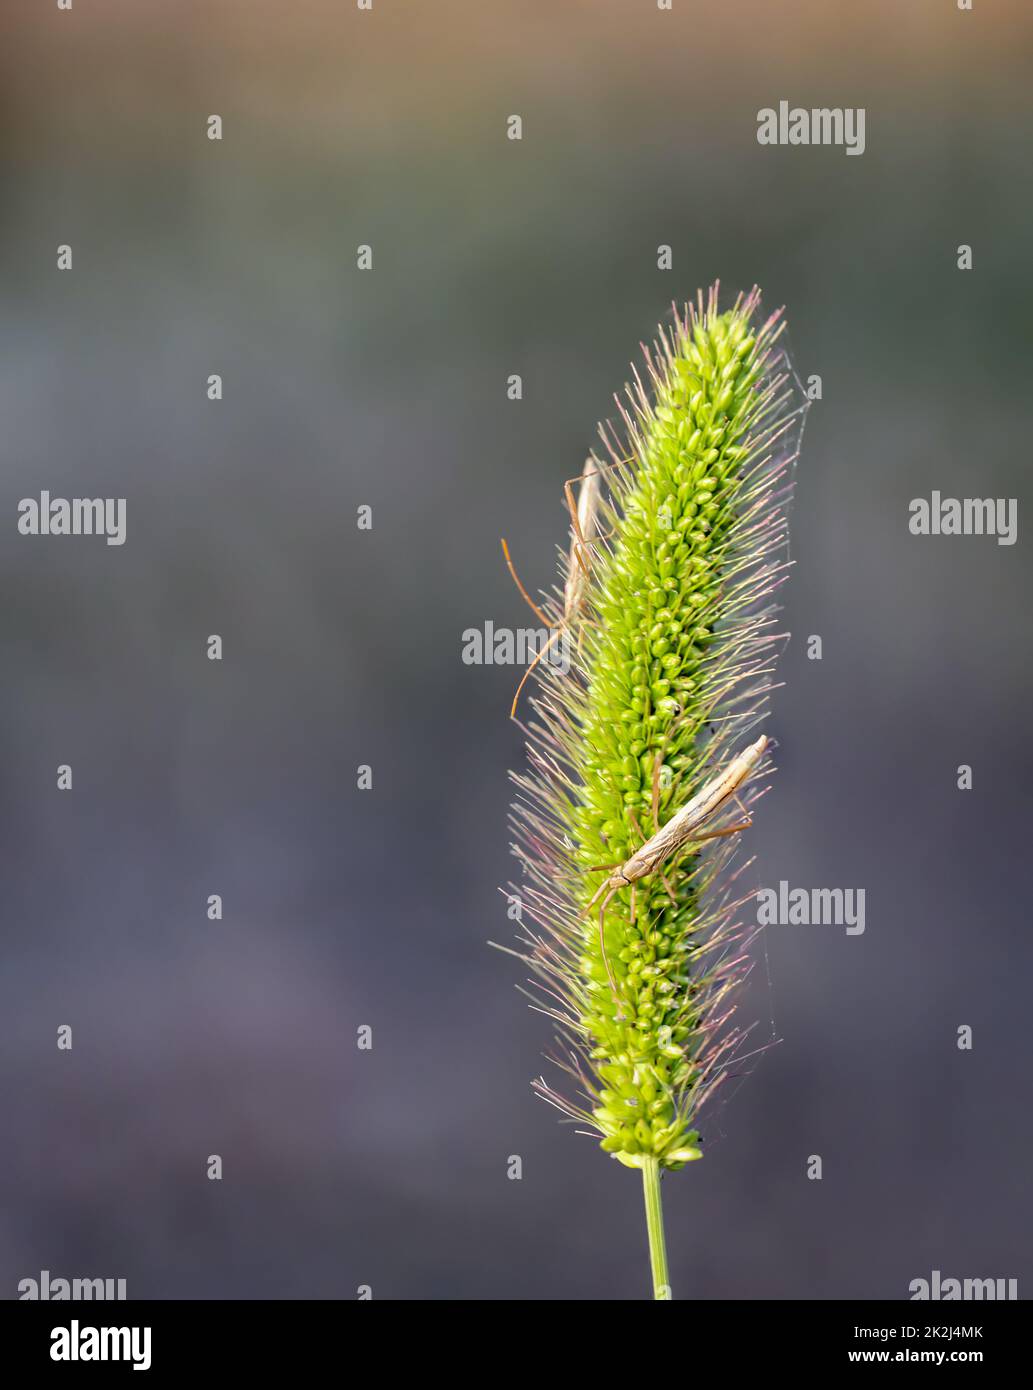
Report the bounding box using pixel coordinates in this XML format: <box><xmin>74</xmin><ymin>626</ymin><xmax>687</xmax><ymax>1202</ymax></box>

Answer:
<box><xmin>501</xmin><ymin>455</ymin><xmax>603</xmax><ymax>718</ymax></box>
<box><xmin>585</xmin><ymin>734</ymin><xmax>770</xmax><ymax>1007</ymax></box>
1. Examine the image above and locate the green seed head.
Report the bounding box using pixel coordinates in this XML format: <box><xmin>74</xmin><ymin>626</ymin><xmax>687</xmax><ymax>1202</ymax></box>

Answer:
<box><xmin>509</xmin><ymin>285</ymin><xmax>806</xmax><ymax>1171</ymax></box>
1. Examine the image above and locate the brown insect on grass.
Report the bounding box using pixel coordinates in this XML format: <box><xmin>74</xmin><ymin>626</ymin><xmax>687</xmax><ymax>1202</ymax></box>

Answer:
<box><xmin>500</xmin><ymin>455</ymin><xmax>611</xmax><ymax>718</ymax></box>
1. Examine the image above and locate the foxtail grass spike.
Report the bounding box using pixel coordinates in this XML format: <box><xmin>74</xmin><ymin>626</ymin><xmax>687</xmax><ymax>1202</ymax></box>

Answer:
<box><xmin>504</xmin><ymin>284</ymin><xmax>808</xmax><ymax>1299</ymax></box>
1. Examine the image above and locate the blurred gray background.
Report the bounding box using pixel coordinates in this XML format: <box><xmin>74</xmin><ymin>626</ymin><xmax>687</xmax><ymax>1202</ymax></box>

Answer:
<box><xmin>1</xmin><ymin>1</ymin><xmax>1031</xmax><ymax>1299</ymax></box>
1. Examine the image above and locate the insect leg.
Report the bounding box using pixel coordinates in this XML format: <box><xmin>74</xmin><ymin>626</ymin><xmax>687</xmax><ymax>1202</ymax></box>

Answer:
<box><xmin>686</xmin><ymin>819</ymin><xmax>753</xmax><ymax>844</ymax></box>
<box><xmin>657</xmin><ymin>867</ymin><xmax>678</xmax><ymax>905</ymax></box>
<box><xmin>562</xmin><ymin>475</ymin><xmax>593</xmax><ymax>581</ymax></box>
<box><xmin>650</xmin><ymin>713</ymin><xmax>696</xmax><ymax>830</ymax></box>
<box><xmin>582</xmin><ymin>867</ymin><xmax>622</xmax><ymax>917</ymax></box>
<box><xmin>500</xmin><ymin>538</ymin><xmax>554</xmax><ymax>629</ymax></box>
<box><xmin>508</xmin><ymin>627</ymin><xmax>561</xmax><ymax>719</ymax></box>
<box><xmin>560</xmin><ymin>453</ymin><xmax>632</xmax><ymax>584</ymax></box>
